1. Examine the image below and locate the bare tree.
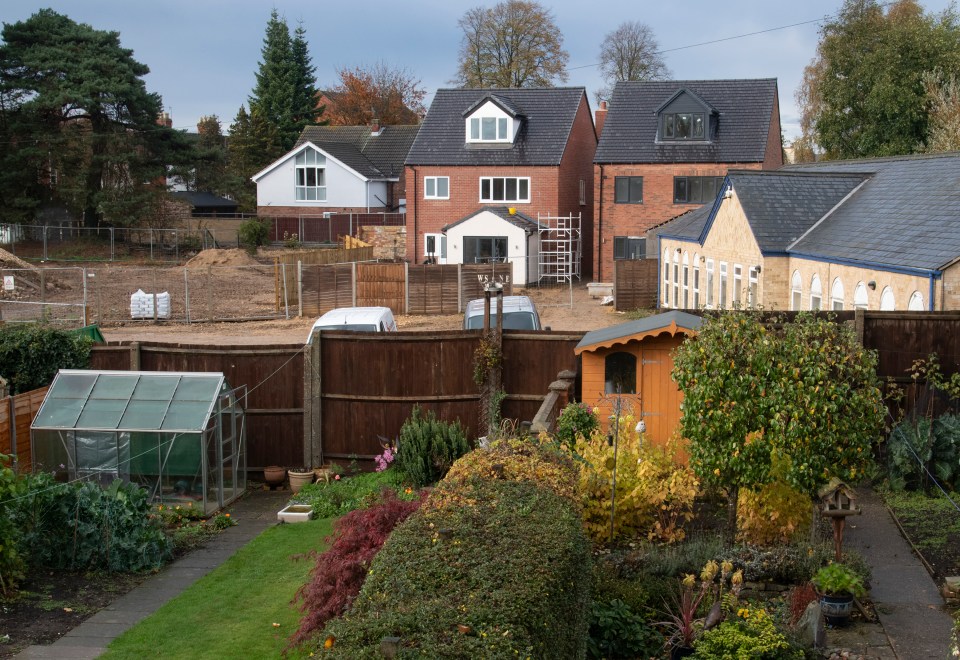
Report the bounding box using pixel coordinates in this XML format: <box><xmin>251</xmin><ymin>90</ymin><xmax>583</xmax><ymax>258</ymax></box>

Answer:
<box><xmin>454</xmin><ymin>0</ymin><xmax>569</xmax><ymax>88</ymax></box>
<box><xmin>597</xmin><ymin>20</ymin><xmax>670</xmax><ymax>99</ymax></box>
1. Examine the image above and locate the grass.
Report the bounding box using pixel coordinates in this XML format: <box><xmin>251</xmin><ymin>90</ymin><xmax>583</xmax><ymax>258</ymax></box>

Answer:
<box><xmin>101</xmin><ymin>518</ymin><xmax>333</xmax><ymax>660</ymax></box>
<box><xmin>882</xmin><ymin>488</ymin><xmax>960</xmax><ymax>552</ymax></box>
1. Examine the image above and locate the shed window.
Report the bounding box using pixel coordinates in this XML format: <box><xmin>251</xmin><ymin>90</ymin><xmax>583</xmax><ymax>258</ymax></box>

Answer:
<box><xmin>604</xmin><ymin>352</ymin><xmax>637</xmax><ymax>394</ymax></box>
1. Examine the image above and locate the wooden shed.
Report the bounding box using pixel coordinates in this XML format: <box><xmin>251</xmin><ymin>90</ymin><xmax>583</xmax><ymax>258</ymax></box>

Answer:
<box><xmin>574</xmin><ymin>310</ymin><xmax>702</xmax><ymax>450</ymax></box>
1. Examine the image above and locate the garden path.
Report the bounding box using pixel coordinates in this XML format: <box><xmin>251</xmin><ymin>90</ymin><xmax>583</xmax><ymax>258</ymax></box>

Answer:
<box><xmin>14</xmin><ymin>489</ymin><xmax>288</xmax><ymax>660</ymax></box>
<box><xmin>844</xmin><ymin>488</ymin><xmax>954</xmax><ymax>659</ymax></box>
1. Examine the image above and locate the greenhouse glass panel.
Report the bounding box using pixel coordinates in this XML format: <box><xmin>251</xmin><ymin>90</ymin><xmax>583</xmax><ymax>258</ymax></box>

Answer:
<box><xmin>118</xmin><ymin>400</ymin><xmax>170</xmax><ymax>430</ymax></box>
<box><xmin>48</xmin><ymin>372</ymin><xmax>97</xmax><ymax>399</ymax></box>
<box><xmin>89</xmin><ymin>374</ymin><xmax>139</xmax><ymax>399</ymax></box>
<box><xmin>34</xmin><ymin>398</ymin><xmax>84</xmax><ymax>428</ymax></box>
<box><xmin>131</xmin><ymin>376</ymin><xmax>179</xmax><ymax>401</ymax></box>
<box><xmin>161</xmin><ymin>401</ymin><xmax>213</xmax><ymax>430</ymax></box>
<box><xmin>76</xmin><ymin>398</ymin><xmax>127</xmax><ymax>429</ymax></box>
<box><xmin>173</xmin><ymin>378</ymin><xmax>221</xmax><ymax>401</ymax></box>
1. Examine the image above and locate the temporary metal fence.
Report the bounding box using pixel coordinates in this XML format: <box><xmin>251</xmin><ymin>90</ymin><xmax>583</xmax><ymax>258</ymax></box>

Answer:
<box><xmin>267</xmin><ymin>213</ymin><xmax>406</xmax><ymax>245</ymax></box>
<box><xmin>0</xmin><ymin>267</ymin><xmax>89</xmax><ymax>325</ymax></box>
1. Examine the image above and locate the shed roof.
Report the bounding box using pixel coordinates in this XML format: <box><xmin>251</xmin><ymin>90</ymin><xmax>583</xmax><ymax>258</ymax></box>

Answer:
<box><xmin>575</xmin><ymin>310</ymin><xmax>703</xmax><ymax>354</ymax></box>
<box><xmin>32</xmin><ymin>370</ymin><xmax>230</xmax><ymax>433</ymax></box>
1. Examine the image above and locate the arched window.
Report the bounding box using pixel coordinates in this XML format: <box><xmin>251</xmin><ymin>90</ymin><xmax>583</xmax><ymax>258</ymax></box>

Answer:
<box><xmin>908</xmin><ymin>291</ymin><xmax>924</xmax><ymax>311</ymax></box>
<box><xmin>854</xmin><ymin>282</ymin><xmax>868</xmax><ymax>309</ymax></box>
<box><xmin>791</xmin><ymin>270</ymin><xmax>802</xmax><ymax>311</ymax></box>
<box><xmin>682</xmin><ymin>252</ymin><xmax>690</xmax><ymax>309</ymax></box>
<box><xmin>693</xmin><ymin>253</ymin><xmax>701</xmax><ymax>309</ymax></box>
<box><xmin>880</xmin><ymin>287</ymin><xmax>895</xmax><ymax>311</ymax></box>
<box><xmin>810</xmin><ymin>274</ymin><xmax>822</xmax><ymax>310</ymax></box>
<box><xmin>662</xmin><ymin>249</ymin><xmax>670</xmax><ymax>306</ymax></box>
<box><xmin>831</xmin><ymin>278</ymin><xmax>845</xmax><ymax>310</ymax></box>
<box><xmin>604</xmin><ymin>352</ymin><xmax>637</xmax><ymax>394</ymax></box>
<box><xmin>672</xmin><ymin>251</ymin><xmax>680</xmax><ymax>308</ymax></box>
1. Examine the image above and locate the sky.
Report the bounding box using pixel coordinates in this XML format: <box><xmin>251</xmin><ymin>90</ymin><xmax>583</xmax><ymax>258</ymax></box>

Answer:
<box><xmin>1</xmin><ymin>0</ymin><xmax>956</xmax><ymax>142</ymax></box>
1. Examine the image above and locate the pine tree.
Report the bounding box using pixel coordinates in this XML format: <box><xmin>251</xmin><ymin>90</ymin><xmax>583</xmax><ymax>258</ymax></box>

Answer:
<box><xmin>291</xmin><ymin>23</ymin><xmax>325</xmax><ymax>135</ymax></box>
<box><xmin>226</xmin><ymin>105</ymin><xmax>281</xmax><ymax>212</ymax></box>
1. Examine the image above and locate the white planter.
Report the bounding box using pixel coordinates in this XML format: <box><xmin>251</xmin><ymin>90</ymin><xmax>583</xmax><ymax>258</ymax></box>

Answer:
<box><xmin>277</xmin><ymin>504</ymin><xmax>315</xmax><ymax>523</ymax></box>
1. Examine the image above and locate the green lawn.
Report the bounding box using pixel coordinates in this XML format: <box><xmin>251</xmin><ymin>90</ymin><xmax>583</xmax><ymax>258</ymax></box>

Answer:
<box><xmin>101</xmin><ymin>518</ymin><xmax>334</xmax><ymax>660</ymax></box>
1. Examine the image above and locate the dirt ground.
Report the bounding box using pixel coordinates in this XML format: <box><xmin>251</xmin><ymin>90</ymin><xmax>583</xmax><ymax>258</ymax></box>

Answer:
<box><xmin>101</xmin><ymin>283</ymin><xmax>631</xmax><ymax>345</ymax></box>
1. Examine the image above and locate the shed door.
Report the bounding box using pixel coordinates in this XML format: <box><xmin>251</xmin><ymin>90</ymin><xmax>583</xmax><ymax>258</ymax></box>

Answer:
<box><xmin>637</xmin><ymin>348</ymin><xmax>681</xmax><ymax>450</ymax></box>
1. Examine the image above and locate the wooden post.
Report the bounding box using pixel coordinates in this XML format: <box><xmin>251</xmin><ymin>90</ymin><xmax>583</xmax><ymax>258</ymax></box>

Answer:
<box><xmin>303</xmin><ymin>334</ymin><xmax>322</xmax><ymax>468</ymax></box>
<box><xmin>129</xmin><ymin>342</ymin><xmax>141</xmax><ymax>370</ymax></box>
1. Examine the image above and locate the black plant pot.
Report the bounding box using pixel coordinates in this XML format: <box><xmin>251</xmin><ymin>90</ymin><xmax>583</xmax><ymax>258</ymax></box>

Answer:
<box><xmin>670</xmin><ymin>645</ymin><xmax>695</xmax><ymax>660</ymax></box>
<box><xmin>820</xmin><ymin>593</ymin><xmax>854</xmax><ymax>626</ymax></box>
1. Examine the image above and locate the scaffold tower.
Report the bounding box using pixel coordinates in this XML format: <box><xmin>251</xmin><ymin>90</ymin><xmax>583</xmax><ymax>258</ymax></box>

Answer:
<box><xmin>537</xmin><ymin>213</ymin><xmax>581</xmax><ymax>284</ymax></box>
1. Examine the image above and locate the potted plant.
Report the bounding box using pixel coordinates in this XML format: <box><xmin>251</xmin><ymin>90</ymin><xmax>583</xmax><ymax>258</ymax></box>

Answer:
<box><xmin>658</xmin><ymin>560</ymin><xmax>743</xmax><ymax>658</ymax></box>
<box><xmin>288</xmin><ymin>467</ymin><xmax>315</xmax><ymax>494</ymax></box>
<box><xmin>811</xmin><ymin>562</ymin><xmax>866</xmax><ymax>626</ymax></box>
<box><xmin>263</xmin><ymin>465</ymin><xmax>286</xmax><ymax>488</ymax></box>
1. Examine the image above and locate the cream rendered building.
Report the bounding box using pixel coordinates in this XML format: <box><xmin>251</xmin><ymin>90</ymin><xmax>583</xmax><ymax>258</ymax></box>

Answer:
<box><xmin>654</xmin><ymin>153</ymin><xmax>960</xmax><ymax>312</ymax></box>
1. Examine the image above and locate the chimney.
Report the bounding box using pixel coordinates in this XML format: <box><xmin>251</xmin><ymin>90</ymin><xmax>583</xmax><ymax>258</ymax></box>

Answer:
<box><xmin>595</xmin><ymin>100</ymin><xmax>608</xmax><ymax>138</ymax></box>
<box><xmin>157</xmin><ymin>111</ymin><xmax>172</xmax><ymax>128</ymax></box>
<box><xmin>370</xmin><ymin>118</ymin><xmax>381</xmax><ymax>135</ymax></box>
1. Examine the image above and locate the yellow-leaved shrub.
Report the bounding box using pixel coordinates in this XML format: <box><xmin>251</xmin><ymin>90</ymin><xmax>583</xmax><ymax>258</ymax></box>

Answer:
<box><xmin>575</xmin><ymin>417</ymin><xmax>698</xmax><ymax>544</ymax></box>
<box><xmin>737</xmin><ymin>478</ymin><xmax>812</xmax><ymax>546</ymax></box>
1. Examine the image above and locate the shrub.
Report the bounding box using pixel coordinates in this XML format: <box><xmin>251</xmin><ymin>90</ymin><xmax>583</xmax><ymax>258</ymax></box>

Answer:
<box><xmin>292</xmin><ymin>468</ymin><xmax>413</xmax><ymax>518</ymax></box>
<box><xmin>692</xmin><ymin>608</ymin><xmax>802</xmax><ymax>659</ymax></box>
<box><xmin>727</xmin><ymin>542</ymin><xmax>866</xmax><ymax>585</ymax></box>
<box><xmin>0</xmin><ymin>324</ymin><xmax>91</xmax><ymax>394</ymax></box>
<box><xmin>394</xmin><ymin>405</ymin><xmax>470</xmax><ymax>488</ymax></box>
<box><xmin>888</xmin><ymin>413</ymin><xmax>960</xmax><ymax>492</ymax></box>
<box><xmin>811</xmin><ymin>562</ymin><xmax>866</xmax><ymax>598</ymax></box>
<box><xmin>289</xmin><ymin>490</ymin><xmax>424</xmax><ymax>650</ymax></box>
<box><xmin>319</xmin><ymin>476</ymin><xmax>591</xmax><ymax>658</ymax></box>
<box><xmin>587</xmin><ymin>598</ymin><xmax>662</xmax><ymax>660</ymax></box>
<box><xmin>737</xmin><ymin>477</ymin><xmax>812</xmax><ymax>546</ymax></box>
<box><xmin>14</xmin><ymin>475</ymin><xmax>171</xmax><ymax>572</ymax></box>
<box><xmin>555</xmin><ymin>401</ymin><xmax>600</xmax><ymax>446</ymax></box>
<box><xmin>786</xmin><ymin>582</ymin><xmax>818</xmax><ymax>626</ymax></box>
<box><xmin>238</xmin><ymin>218</ymin><xmax>270</xmax><ymax>251</ymax></box>
<box><xmin>443</xmin><ymin>437</ymin><xmax>580</xmax><ymax>508</ymax></box>
<box><xmin>0</xmin><ymin>454</ymin><xmax>26</xmax><ymax>596</ymax></box>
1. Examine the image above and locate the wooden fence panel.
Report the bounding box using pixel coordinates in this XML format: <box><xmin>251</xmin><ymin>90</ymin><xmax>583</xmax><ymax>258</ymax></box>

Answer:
<box><xmin>0</xmin><ymin>387</ymin><xmax>48</xmax><ymax>472</ymax></box>
<box><xmin>407</xmin><ymin>265</ymin><xmax>462</xmax><ymax>315</ymax></box>
<box><xmin>460</xmin><ymin>264</ymin><xmax>514</xmax><ymax>301</ymax></box>
<box><xmin>862</xmin><ymin>312</ymin><xmax>960</xmax><ymax>382</ymax></box>
<box><xmin>300</xmin><ymin>264</ymin><xmax>355</xmax><ymax>318</ymax></box>
<box><xmin>356</xmin><ymin>263</ymin><xmax>405</xmax><ymax>312</ymax></box>
<box><xmin>276</xmin><ymin>247</ymin><xmax>373</xmax><ymax>305</ymax></box>
<box><xmin>614</xmin><ymin>259</ymin><xmax>659</xmax><ymax>311</ymax></box>
<box><xmin>501</xmin><ymin>331</ymin><xmax>583</xmax><ymax>425</ymax></box>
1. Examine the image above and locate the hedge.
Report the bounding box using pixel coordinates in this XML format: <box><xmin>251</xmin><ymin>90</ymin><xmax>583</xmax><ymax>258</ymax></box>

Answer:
<box><xmin>320</xmin><ymin>445</ymin><xmax>591</xmax><ymax>658</ymax></box>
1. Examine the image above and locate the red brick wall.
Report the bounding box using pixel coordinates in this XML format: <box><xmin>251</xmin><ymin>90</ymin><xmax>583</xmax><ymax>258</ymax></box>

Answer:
<box><xmin>763</xmin><ymin>87</ymin><xmax>785</xmax><ymax>169</ymax></box>
<box><xmin>557</xmin><ymin>95</ymin><xmax>598</xmax><ymax>279</ymax></box>
<box><xmin>592</xmin><ymin>161</ymin><xmax>764</xmax><ymax>282</ymax></box>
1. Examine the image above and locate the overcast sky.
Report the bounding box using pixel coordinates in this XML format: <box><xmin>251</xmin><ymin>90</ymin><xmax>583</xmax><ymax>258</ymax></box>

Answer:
<box><xmin>2</xmin><ymin>1</ymin><xmax>955</xmax><ymax>142</ymax></box>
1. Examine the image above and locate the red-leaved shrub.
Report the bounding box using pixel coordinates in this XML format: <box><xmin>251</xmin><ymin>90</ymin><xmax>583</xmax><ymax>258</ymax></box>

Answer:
<box><xmin>288</xmin><ymin>490</ymin><xmax>424</xmax><ymax>649</ymax></box>
<box><xmin>788</xmin><ymin>581</ymin><xmax>819</xmax><ymax>626</ymax></box>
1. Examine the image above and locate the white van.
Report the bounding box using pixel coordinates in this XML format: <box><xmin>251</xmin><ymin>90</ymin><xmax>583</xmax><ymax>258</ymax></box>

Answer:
<box><xmin>463</xmin><ymin>295</ymin><xmax>542</xmax><ymax>330</ymax></box>
<box><xmin>305</xmin><ymin>307</ymin><xmax>398</xmax><ymax>342</ymax></box>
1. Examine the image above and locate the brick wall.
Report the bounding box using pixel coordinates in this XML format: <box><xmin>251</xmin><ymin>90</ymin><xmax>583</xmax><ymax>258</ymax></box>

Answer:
<box><xmin>762</xmin><ymin>86</ymin><xmax>785</xmax><ymax>169</ymax></box>
<box><xmin>557</xmin><ymin>95</ymin><xmax>598</xmax><ymax>278</ymax></box>
<box><xmin>361</xmin><ymin>225</ymin><xmax>406</xmax><ymax>261</ymax></box>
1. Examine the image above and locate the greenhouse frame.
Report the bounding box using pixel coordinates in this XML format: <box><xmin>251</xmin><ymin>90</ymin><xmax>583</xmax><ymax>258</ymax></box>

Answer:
<box><xmin>31</xmin><ymin>370</ymin><xmax>246</xmax><ymax>515</ymax></box>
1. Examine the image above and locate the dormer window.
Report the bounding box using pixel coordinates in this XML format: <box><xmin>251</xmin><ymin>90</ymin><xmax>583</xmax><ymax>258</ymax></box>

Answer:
<box><xmin>662</xmin><ymin>113</ymin><xmax>705</xmax><ymax>140</ymax></box>
<box><xmin>464</xmin><ymin>96</ymin><xmax>521</xmax><ymax>144</ymax></box>
<box><xmin>470</xmin><ymin>116</ymin><xmax>508</xmax><ymax>141</ymax></box>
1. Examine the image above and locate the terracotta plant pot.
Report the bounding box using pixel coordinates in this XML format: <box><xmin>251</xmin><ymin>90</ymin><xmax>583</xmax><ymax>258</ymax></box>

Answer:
<box><xmin>263</xmin><ymin>465</ymin><xmax>286</xmax><ymax>487</ymax></box>
<box><xmin>288</xmin><ymin>470</ymin><xmax>315</xmax><ymax>494</ymax></box>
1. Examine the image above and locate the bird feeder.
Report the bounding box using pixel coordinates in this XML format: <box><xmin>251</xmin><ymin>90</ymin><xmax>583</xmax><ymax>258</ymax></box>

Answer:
<box><xmin>818</xmin><ymin>478</ymin><xmax>861</xmax><ymax>561</ymax></box>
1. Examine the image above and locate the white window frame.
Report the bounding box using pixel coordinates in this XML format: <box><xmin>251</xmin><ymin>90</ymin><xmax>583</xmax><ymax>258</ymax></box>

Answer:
<box><xmin>424</xmin><ymin>233</ymin><xmax>447</xmax><ymax>264</ymax></box>
<box><xmin>854</xmin><ymin>282</ymin><xmax>868</xmax><ymax>309</ymax></box>
<box><xmin>908</xmin><ymin>291</ymin><xmax>924</xmax><ymax>311</ymax></box>
<box><xmin>479</xmin><ymin>177</ymin><xmax>530</xmax><ymax>203</ymax></box>
<box><xmin>880</xmin><ymin>286</ymin><xmax>895</xmax><ymax>311</ymax></box>
<box><xmin>295</xmin><ymin>148</ymin><xmax>326</xmax><ymax>201</ymax></box>
<box><xmin>810</xmin><ymin>274</ymin><xmax>823</xmax><ymax>310</ymax></box>
<box><xmin>672</xmin><ymin>251</ymin><xmax>680</xmax><ymax>308</ymax></box>
<box><xmin>831</xmin><ymin>278</ymin><xmax>845</xmax><ymax>310</ymax></box>
<box><xmin>733</xmin><ymin>264</ymin><xmax>743</xmax><ymax>305</ymax></box>
<box><xmin>662</xmin><ymin>249</ymin><xmax>670</xmax><ymax>306</ymax></box>
<box><xmin>706</xmin><ymin>259</ymin><xmax>715</xmax><ymax>308</ymax></box>
<box><xmin>424</xmin><ymin>176</ymin><xmax>449</xmax><ymax>200</ymax></box>
<box><xmin>693</xmin><ymin>253</ymin><xmax>701</xmax><ymax>309</ymax></box>
<box><xmin>466</xmin><ymin>102</ymin><xmax>515</xmax><ymax>144</ymax></box>
<box><xmin>791</xmin><ymin>270</ymin><xmax>803</xmax><ymax>311</ymax></box>
<box><xmin>682</xmin><ymin>252</ymin><xmax>690</xmax><ymax>309</ymax></box>
<box><xmin>748</xmin><ymin>266</ymin><xmax>759</xmax><ymax>308</ymax></box>
<box><xmin>719</xmin><ymin>262</ymin><xmax>728</xmax><ymax>308</ymax></box>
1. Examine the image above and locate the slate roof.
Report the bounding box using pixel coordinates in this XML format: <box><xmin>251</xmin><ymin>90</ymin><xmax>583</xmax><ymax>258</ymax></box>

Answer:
<box><xmin>442</xmin><ymin>206</ymin><xmax>543</xmax><ymax>233</ymax></box>
<box><xmin>575</xmin><ymin>310</ymin><xmax>703</xmax><ymax>354</ymax></box>
<box><xmin>653</xmin><ymin>205</ymin><xmax>714</xmax><ymax>241</ymax></box>
<box><xmin>784</xmin><ymin>153</ymin><xmax>960</xmax><ymax>271</ymax></box>
<box><xmin>295</xmin><ymin>125</ymin><xmax>419</xmax><ymax>179</ymax></box>
<box><xmin>595</xmin><ymin>79</ymin><xmax>778</xmax><ymax>164</ymax></box>
<box><xmin>405</xmin><ymin>87</ymin><xmax>588</xmax><ymax>166</ymax></box>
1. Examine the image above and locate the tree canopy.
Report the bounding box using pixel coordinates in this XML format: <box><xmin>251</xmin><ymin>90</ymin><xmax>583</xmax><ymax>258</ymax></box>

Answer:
<box><xmin>597</xmin><ymin>21</ymin><xmax>670</xmax><ymax>100</ymax></box>
<box><xmin>796</xmin><ymin>0</ymin><xmax>960</xmax><ymax>159</ymax></box>
<box><xmin>249</xmin><ymin>10</ymin><xmax>323</xmax><ymax>150</ymax></box>
<box><xmin>0</xmin><ymin>9</ymin><xmax>192</xmax><ymax>226</ymax></box>
<box><xmin>327</xmin><ymin>62</ymin><xmax>426</xmax><ymax>126</ymax></box>
<box><xmin>226</xmin><ymin>106</ymin><xmax>282</xmax><ymax>213</ymax></box>
<box><xmin>454</xmin><ymin>0</ymin><xmax>568</xmax><ymax>88</ymax></box>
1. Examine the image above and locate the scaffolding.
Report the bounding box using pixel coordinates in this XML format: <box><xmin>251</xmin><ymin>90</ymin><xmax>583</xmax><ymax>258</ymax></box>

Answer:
<box><xmin>537</xmin><ymin>213</ymin><xmax>582</xmax><ymax>284</ymax></box>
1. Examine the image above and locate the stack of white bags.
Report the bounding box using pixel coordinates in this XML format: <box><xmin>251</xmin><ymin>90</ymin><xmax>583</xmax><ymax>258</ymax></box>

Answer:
<box><xmin>130</xmin><ymin>289</ymin><xmax>171</xmax><ymax>319</ymax></box>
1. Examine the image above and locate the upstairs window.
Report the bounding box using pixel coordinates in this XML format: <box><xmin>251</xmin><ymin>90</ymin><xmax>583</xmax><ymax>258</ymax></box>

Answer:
<box><xmin>479</xmin><ymin>177</ymin><xmax>529</xmax><ymax>203</ymax></box>
<box><xmin>295</xmin><ymin>149</ymin><xmax>326</xmax><ymax>201</ymax></box>
<box><xmin>662</xmin><ymin>112</ymin><xmax>705</xmax><ymax>140</ymax></box>
<box><xmin>465</xmin><ymin>100</ymin><xmax>516</xmax><ymax>144</ymax></box>
<box><xmin>614</xmin><ymin>176</ymin><xmax>643</xmax><ymax>203</ymax></box>
<box><xmin>674</xmin><ymin>176</ymin><xmax>725</xmax><ymax>204</ymax></box>
<box><xmin>424</xmin><ymin>176</ymin><xmax>449</xmax><ymax>200</ymax></box>
<box><xmin>614</xmin><ymin>236</ymin><xmax>646</xmax><ymax>260</ymax></box>
<box><xmin>470</xmin><ymin>116</ymin><xmax>508</xmax><ymax>141</ymax></box>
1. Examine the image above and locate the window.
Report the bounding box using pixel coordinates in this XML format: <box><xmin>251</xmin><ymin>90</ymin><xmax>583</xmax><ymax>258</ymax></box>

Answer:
<box><xmin>662</xmin><ymin>112</ymin><xmax>705</xmax><ymax>140</ymax></box>
<box><xmin>674</xmin><ymin>176</ymin><xmax>725</xmax><ymax>204</ymax></box>
<box><xmin>831</xmin><ymin>278</ymin><xmax>845</xmax><ymax>310</ymax></box>
<box><xmin>604</xmin><ymin>352</ymin><xmax>637</xmax><ymax>394</ymax></box>
<box><xmin>854</xmin><ymin>282</ymin><xmax>868</xmax><ymax>309</ymax></box>
<box><xmin>614</xmin><ymin>176</ymin><xmax>643</xmax><ymax>203</ymax></box>
<box><xmin>908</xmin><ymin>291</ymin><xmax>924</xmax><ymax>311</ymax></box>
<box><xmin>480</xmin><ymin>177</ymin><xmax>529</xmax><ymax>203</ymax></box>
<box><xmin>706</xmin><ymin>259</ymin><xmax>715</xmax><ymax>308</ymax></box>
<box><xmin>579</xmin><ymin>179</ymin><xmax>586</xmax><ymax>206</ymax></box>
<box><xmin>719</xmin><ymin>262</ymin><xmax>728</xmax><ymax>308</ymax></box>
<box><xmin>614</xmin><ymin>237</ymin><xmax>646</xmax><ymax>260</ymax></box>
<box><xmin>662</xmin><ymin>249</ymin><xmax>670</xmax><ymax>306</ymax></box>
<box><xmin>791</xmin><ymin>271</ymin><xmax>802</xmax><ymax>311</ymax></box>
<box><xmin>748</xmin><ymin>267</ymin><xmax>759</xmax><ymax>308</ymax></box>
<box><xmin>880</xmin><ymin>287</ymin><xmax>895</xmax><ymax>311</ymax></box>
<box><xmin>682</xmin><ymin>253</ymin><xmax>690</xmax><ymax>309</ymax></box>
<box><xmin>810</xmin><ymin>274</ymin><xmax>822</xmax><ymax>310</ymax></box>
<box><xmin>424</xmin><ymin>234</ymin><xmax>447</xmax><ymax>263</ymax></box>
<box><xmin>464</xmin><ymin>236</ymin><xmax>507</xmax><ymax>264</ymax></box>
<box><xmin>672</xmin><ymin>252</ymin><xmax>680</xmax><ymax>308</ymax></box>
<box><xmin>295</xmin><ymin>149</ymin><xmax>326</xmax><ymax>201</ymax></box>
<box><xmin>469</xmin><ymin>116</ymin><xmax>508</xmax><ymax>142</ymax></box>
<box><xmin>693</xmin><ymin>254</ymin><xmax>700</xmax><ymax>309</ymax></box>
<box><xmin>424</xmin><ymin>176</ymin><xmax>449</xmax><ymax>200</ymax></box>
<box><xmin>733</xmin><ymin>265</ymin><xmax>743</xmax><ymax>305</ymax></box>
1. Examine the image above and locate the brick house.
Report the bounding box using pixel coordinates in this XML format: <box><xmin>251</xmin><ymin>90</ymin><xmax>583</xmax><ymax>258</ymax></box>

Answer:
<box><xmin>593</xmin><ymin>79</ymin><xmax>782</xmax><ymax>283</ymax></box>
<box><xmin>655</xmin><ymin>153</ymin><xmax>960</xmax><ymax>312</ymax></box>
<box><xmin>252</xmin><ymin>122</ymin><xmax>419</xmax><ymax>217</ymax></box>
<box><xmin>404</xmin><ymin>88</ymin><xmax>596</xmax><ymax>279</ymax></box>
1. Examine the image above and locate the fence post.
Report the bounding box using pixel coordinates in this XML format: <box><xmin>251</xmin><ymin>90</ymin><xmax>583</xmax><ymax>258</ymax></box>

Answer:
<box><xmin>351</xmin><ymin>261</ymin><xmax>357</xmax><ymax>307</ymax></box>
<box><xmin>282</xmin><ymin>263</ymin><xmax>289</xmax><ymax>319</ymax></box>
<box><xmin>298</xmin><ymin>260</ymin><xmax>303</xmax><ymax>318</ymax></box>
<box><xmin>43</xmin><ymin>226</ymin><xmax>48</xmax><ymax>260</ymax></box>
<box><xmin>457</xmin><ymin>264</ymin><xmax>463</xmax><ymax>313</ymax></box>
<box><xmin>81</xmin><ymin>267</ymin><xmax>88</xmax><ymax>326</ymax></box>
<box><xmin>7</xmin><ymin>390</ymin><xmax>16</xmax><ymax>473</ymax></box>
<box><xmin>404</xmin><ymin>261</ymin><xmax>409</xmax><ymax>315</ymax></box>
<box><xmin>184</xmin><ymin>268</ymin><xmax>191</xmax><ymax>323</ymax></box>
<box><xmin>149</xmin><ymin>229</ymin><xmax>155</xmax><ymax>261</ymax></box>
<box><xmin>110</xmin><ymin>228</ymin><xmax>115</xmax><ymax>261</ymax></box>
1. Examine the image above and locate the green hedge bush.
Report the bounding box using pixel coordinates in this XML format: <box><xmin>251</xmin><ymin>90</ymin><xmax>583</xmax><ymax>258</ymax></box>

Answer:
<box><xmin>0</xmin><ymin>324</ymin><xmax>91</xmax><ymax>394</ymax></box>
<box><xmin>319</xmin><ymin>454</ymin><xmax>591</xmax><ymax>658</ymax></box>
<box><xmin>394</xmin><ymin>405</ymin><xmax>470</xmax><ymax>488</ymax></box>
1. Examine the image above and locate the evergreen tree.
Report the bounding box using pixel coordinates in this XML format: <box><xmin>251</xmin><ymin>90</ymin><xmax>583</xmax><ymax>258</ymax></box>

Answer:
<box><xmin>191</xmin><ymin>115</ymin><xmax>234</xmax><ymax>196</ymax></box>
<box><xmin>0</xmin><ymin>9</ymin><xmax>193</xmax><ymax>226</ymax></box>
<box><xmin>226</xmin><ymin>105</ymin><xmax>281</xmax><ymax>212</ymax></box>
<box><xmin>291</xmin><ymin>23</ymin><xmax>326</xmax><ymax>135</ymax></box>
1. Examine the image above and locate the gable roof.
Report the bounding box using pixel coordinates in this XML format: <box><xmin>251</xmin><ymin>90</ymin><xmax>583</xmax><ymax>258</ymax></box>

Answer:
<box><xmin>170</xmin><ymin>191</ymin><xmax>238</xmax><ymax>209</ymax></box>
<box><xmin>784</xmin><ymin>153</ymin><xmax>960</xmax><ymax>271</ymax></box>
<box><xmin>405</xmin><ymin>87</ymin><xmax>588</xmax><ymax>166</ymax></box>
<box><xmin>575</xmin><ymin>310</ymin><xmax>703</xmax><ymax>354</ymax></box>
<box><xmin>595</xmin><ymin>79</ymin><xmax>778</xmax><ymax>164</ymax></box>
<box><xmin>295</xmin><ymin>125</ymin><xmax>419</xmax><ymax>179</ymax></box>
<box><xmin>442</xmin><ymin>206</ymin><xmax>544</xmax><ymax>233</ymax></box>
<box><xmin>462</xmin><ymin>93</ymin><xmax>524</xmax><ymax>118</ymax></box>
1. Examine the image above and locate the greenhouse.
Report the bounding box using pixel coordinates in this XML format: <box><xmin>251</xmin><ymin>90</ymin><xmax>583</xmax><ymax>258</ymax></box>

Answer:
<box><xmin>31</xmin><ymin>370</ymin><xmax>246</xmax><ymax>515</ymax></box>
